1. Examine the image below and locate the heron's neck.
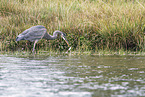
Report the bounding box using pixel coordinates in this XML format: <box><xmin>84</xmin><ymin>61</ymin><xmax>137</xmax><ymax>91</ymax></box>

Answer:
<box><xmin>44</xmin><ymin>31</ymin><xmax>61</xmax><ymax>40</ymax></box>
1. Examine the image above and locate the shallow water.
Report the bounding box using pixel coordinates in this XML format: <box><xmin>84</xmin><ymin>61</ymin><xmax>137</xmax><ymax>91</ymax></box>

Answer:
<box><xmin>0</xmin><ymin>55</ymin><xmax>145</xmax><ymax>97</ymax></box>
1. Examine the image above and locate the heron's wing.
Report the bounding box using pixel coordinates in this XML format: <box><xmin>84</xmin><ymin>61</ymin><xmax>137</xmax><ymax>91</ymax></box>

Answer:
<box><xmin>23</xmin><ymin>28</ymin><xmax>47</xmax><ymax>42</ymax></box>
<box><xmin>16</xmin><ymin>25</ymin><xmax>47</xmax><ymax>42</ymax></box>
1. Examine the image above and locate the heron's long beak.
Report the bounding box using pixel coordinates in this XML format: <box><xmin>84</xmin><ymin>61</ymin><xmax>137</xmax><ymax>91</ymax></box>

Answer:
<box><xmin>62</xmin><ymin>37</ymin><xmax>70</xmax><ymax>47</ymax></box>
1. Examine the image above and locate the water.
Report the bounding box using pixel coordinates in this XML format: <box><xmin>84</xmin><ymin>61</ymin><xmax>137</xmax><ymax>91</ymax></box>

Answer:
<box><xmin>0</xmin><ymin>55</ymin><xmax>145</xmax><ymax>97</ymax></box>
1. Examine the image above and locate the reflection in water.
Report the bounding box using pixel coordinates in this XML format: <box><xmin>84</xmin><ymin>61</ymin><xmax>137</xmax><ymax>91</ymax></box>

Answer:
<box><xmin>0</xmin><ymin>55</ymin><xmax>145</xmax><ymax>97</ymax></box>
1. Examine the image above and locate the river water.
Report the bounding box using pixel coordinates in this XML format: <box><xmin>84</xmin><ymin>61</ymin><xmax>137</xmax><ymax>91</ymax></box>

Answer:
<box><xmin>0</xmin><ymin>54</ymin><xmax>145</xmax><ymax>97</ymax></box>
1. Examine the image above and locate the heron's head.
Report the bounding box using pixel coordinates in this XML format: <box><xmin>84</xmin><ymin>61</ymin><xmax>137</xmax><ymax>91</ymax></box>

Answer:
<box><xmin>61</xmin><ymin>32</ymin><xmax>70</xmax><ymax>47</ymax></box>
<box><xmin>55</xmin><ymin>30</ymin><xmax>70</xmax><ymax>47</ymax></box>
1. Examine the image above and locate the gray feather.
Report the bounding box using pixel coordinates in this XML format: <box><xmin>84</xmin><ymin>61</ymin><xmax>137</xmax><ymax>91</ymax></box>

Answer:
<box><xmin>16</xmin><ymin>25</ymin><xmax>47</xmax><ymax>42</ymax></box>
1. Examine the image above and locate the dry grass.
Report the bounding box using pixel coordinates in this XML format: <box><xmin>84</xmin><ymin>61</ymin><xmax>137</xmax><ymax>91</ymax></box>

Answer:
<box><xmin>0</xmin><ymin>0</ymin><xmax>145</xmax><ymax>53</ymax></box>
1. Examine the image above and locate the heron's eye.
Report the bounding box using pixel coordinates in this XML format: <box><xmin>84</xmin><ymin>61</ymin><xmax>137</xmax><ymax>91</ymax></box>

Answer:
<box><xmin>63</xmin><ymin>33</ymin><xmax>66</xmax><ymax>36</ymax></box>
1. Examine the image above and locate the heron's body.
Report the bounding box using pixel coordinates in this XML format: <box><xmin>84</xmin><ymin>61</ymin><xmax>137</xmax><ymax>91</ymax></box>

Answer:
<box><xmin>16</xmin><ymin>25</ymin><xmax>62</xmax><ymax>41</ymax></box>
<box><xmin>16</xmin><ymin>25</ymin><xmax>70</xmax><ymax>53</ymax></box>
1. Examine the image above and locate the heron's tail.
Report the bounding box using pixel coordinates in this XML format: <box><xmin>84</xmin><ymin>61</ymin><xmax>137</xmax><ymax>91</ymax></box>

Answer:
<box><xmin>16</xmin><ymin>37</ymin><xmax>19</xmax><ymax>41</ymax></box>
<box><xmin>16</xmin><ymin>37</ymin><xmax>23</xmax><ymax>41</ymax></box>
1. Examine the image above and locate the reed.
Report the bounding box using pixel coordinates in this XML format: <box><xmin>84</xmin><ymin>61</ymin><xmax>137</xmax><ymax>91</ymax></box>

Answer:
<box><xmin>0</xmin><ymin>0</ymin><xmax>145</xmax><ymax>53</ymax></box>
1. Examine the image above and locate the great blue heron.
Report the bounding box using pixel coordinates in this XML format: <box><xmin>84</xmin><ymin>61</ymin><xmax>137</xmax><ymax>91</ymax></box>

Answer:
<box><xmin>16</xmin><ymin>25</ymin><xmax>70</xmax><ymax>53</ymax></box>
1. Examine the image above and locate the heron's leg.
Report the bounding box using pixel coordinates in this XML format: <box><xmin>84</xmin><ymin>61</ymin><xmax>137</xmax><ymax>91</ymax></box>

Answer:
<box><xmin>26</xmin><ymin>42</ymin><xmax>29</xmax><ymax>51</ymax></box>
<box><xmin>32</xmin><ymin>40</ymin><xmax>38</xmax><ymax>53</ymax></box>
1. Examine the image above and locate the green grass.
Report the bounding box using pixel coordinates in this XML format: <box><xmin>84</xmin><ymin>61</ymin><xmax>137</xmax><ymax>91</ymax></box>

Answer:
<box><xmin>0</xmin><ymin>0</ymin><xmax>145</xmax><ymax>54</ymax></box>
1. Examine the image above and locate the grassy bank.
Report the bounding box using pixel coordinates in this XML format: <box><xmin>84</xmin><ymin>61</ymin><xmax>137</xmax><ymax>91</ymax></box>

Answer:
<box><xmin>0</xmin><ymin>0</ymin><xmax>145</xmax><ymax>53</ymax></box>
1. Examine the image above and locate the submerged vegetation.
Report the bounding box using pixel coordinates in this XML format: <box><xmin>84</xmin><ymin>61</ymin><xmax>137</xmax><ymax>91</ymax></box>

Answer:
<box><xmin>0</xmin><ymin>0</ymin><xmax>145</xmax><ymax>54</ymax></box>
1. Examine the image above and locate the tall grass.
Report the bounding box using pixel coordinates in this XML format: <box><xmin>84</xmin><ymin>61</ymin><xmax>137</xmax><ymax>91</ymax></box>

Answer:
<box><xmin>0</xmin><ymin>0</ymin><xmax>145</xmax><ymax>53</ymax></box>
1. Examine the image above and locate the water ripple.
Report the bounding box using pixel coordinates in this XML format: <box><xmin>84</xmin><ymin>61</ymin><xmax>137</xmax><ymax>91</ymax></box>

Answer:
<box><xmin>0</xmin><ymin>55</ymin><xmax>145</xmax><ymax>97</ymax></box>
